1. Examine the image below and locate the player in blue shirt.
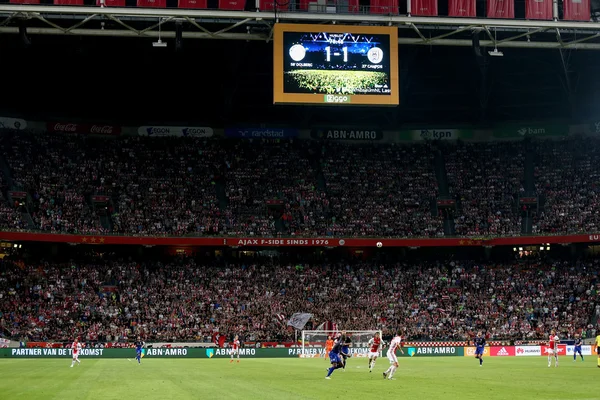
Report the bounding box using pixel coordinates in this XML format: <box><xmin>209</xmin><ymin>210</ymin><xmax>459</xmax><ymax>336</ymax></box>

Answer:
<box><xmin>341</xmin><ymin>333</ymin><xmax>352</xmax><ymax>371</ymax></box>
<box><xmin>573</xmin><ymin>334</ymin><xmax>584</xmax><ymax>362</ymax></box>
<box><xmin>325</xmin><ymin>335</ymin><xmax>344</xmax><ymax>379</ymax></box>
<box><xmin>134</xmin><ymin>337</ymin><xmax>144</xmax><ymax>364</ymax></box>
<box><xmin>474</xmin><ymin>332</ymin><xmax>486</xmax><ymax>367</ymax></box>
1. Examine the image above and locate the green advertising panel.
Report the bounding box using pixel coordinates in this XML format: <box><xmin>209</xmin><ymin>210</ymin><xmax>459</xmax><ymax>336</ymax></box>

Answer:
<box><xmin>493</xmin><ymin>123</ymin><xmax>568</xmax><ymax>139</ymax></box>
<box><xmin>402</xmin><ymin>346</ymin><xmax>464</xmax><ymax>357</ymax></box>
<box><xmin>399</xmin><ymin>129</ymin><xmax>474</xmax><ymax>141</ymax></box>
<box><xmin>1</xmin><ymin>346</ymin><xmax>464</xmax><ymax>359</ymax></box>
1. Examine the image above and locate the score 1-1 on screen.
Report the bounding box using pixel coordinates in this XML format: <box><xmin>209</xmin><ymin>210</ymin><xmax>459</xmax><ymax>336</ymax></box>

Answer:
<box><xmin>273</xmin><ymin>24</ymin><xmax>399</xmax><ymax>106</ymax></box>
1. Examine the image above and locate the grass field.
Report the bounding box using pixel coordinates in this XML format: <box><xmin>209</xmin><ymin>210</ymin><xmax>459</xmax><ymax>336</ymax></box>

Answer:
<box><xmin>0</xmin><ymin>357</ymin><xmax>598</xmax><ymax>400</ymax></box>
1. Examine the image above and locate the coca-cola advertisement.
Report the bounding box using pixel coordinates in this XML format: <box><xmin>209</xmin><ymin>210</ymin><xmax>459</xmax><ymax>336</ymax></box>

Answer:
<box><xmin>46</xmin><ymin>122</ymin><xmax>121</xmax><ymax>136</ymax></box>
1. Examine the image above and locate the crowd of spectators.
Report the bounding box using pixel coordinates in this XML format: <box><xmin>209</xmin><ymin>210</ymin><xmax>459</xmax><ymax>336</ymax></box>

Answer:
<box><xmin>1</xmin><ymin>132</ymin><xmax>600</xmax><ymax>237</ymax></box>
<box><xmin>533</xmin><ymin>138</ymin><xmax>600</xmax><ymax>234</ymax></box>
<box><xmin>0</xmin><ymin>175</ymin><xmax>26</xmax><ymax>230</ymax></box>
<box><xmin>321</xmin><ymin>143</ymin><xmax>443</xmax><ymax>237</ymax></box>
<box><xmin>1</xmin><ymin>255</ymin><xmax>597</xmax><ymax>342</ymax></box>
<box><xmin>444</xmin><ymin>142</ymin><xmax>523</xmax><ymax>236</ymax></box>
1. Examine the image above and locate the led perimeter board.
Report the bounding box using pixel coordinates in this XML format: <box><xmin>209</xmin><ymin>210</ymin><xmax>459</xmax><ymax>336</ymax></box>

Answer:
<box><xmin>273</xmin><ymin>24</ymin><xmax>399</xmax><ymax>106</ymax></box>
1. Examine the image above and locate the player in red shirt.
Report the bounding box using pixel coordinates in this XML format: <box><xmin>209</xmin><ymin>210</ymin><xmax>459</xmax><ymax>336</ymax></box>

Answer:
<box><xmin>70</xmin><ymin>338</ymin><xmax>82</xmax><ymax>368</ymax></box>
<box><xmin>367</xmin><ymin>332</ymin><xmax>383</xmax><ymax>372</ymax></box>
<box><xmin>230</xmin><ymin>335</ymin><xmax>240</xmax><ymax>363</ymax></box>
<box><xmin>547</xmin><ymin>330</ymin><xmax>559</xmax><ymax>368</ymax></box>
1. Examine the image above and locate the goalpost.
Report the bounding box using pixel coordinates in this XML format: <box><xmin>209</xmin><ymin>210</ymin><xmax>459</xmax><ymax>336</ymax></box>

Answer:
<box><xmin>300</xmin><ymin>330</ymin><xmax>383</xmax><ymax>358</ymax></box>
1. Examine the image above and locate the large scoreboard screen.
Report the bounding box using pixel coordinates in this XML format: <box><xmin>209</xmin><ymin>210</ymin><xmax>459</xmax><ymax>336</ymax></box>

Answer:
<box><xmin>273</xmin><ymin>24</ymin><xmax>399</xmax><ymax>106</ymax></box>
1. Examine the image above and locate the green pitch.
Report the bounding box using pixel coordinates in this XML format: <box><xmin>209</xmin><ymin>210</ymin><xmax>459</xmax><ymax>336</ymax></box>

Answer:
<box><xmin>0</xmin><ymin>357</ymin><xmax>597</xmax><ymax>400</ymax></box>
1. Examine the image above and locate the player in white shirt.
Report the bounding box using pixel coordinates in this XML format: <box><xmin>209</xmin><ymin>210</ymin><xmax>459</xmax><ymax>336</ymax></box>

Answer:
<box><xmin>367</xmin><ymin>332</ymin><xmax>384</xmax><ymax>372</ymax></box>
<box><xmin>547</xmin><ymin>330</ymin><xmax>559</xmax><ymax>368</ymax></box>
<box><xmin>383</xmin><ymin>331</ymin><xmax>404</xmax><ymax>380</ymax></box>
<box><xmin>230</xmin><ymin>335</ymin><xmax>241</xmax><ymax>363</ymax></box>
<box><xmin>70</xmin><ymin>338</ymin><xmax>82</xmax><ymax>368</ymax></box>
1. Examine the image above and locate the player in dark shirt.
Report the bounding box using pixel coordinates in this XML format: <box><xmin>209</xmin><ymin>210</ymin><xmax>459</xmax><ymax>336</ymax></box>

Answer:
<box><xmin>573</xmin><ymin>334</ymin><xmax>584</xmax><ymax>362</ymax></box>
<box><xmin>474</xmin><ymin>332</ymin><xmax>486</xmax><ymax>367</ymax></box>
<box><xmin>341</xmin><ymin>335</ymin><xmax>352</xmax><ymax>370</ymax></box>
<box><xmin>134</xmin><ymin>337</ymin><xmax>144</xmax><ymax>364</ymax></box>
<box><xmin>325</xmin><ymin>335</ymin><xmax>345</xmax><ymax>379</ymax></box>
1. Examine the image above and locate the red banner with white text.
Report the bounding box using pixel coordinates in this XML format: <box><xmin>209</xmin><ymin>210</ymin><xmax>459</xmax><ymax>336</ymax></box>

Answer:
<box><xmin>490</xmin><ymin>346</ymin><xmax>516</xmax><ymax>356</ymax></box>
<box><xmin>540</xmin><ymin>345</ymin><xmax>566</xmax><ymax>356</ymax></box>
<box><xmin>487</xmin><ymin>0</ymin><xmax>514</xmax><ymax>18</ymax></box>
<box><xmin>526</xmin><ymin>0</ymin><xmax>552</xmax><ymax>19</ymax></box>
<box><xmin>1</xmin><ymin>231</ymin><xmax>600</xmax><ymax>247</ymax></box>
<box><xmin>46</xmin><ymin>122</ymin><xmax>121</xmax><ymax>136</ymax></box>
<box><xmin>563</xmin><ymin>0</ymin><xmax>590</xmax><ymax>21</ymax></box>
<box><xmin>411</xmin><ymin>0</ymin><xmax>438</xmax><ymax>15</ymax></box>
<box><xmin>449</xmin><ymin>0</ymin><xmax>475</xmax><ymax>16</ymax></box>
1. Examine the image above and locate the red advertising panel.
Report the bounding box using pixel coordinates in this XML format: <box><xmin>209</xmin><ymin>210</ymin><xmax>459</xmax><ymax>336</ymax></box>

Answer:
<box><xmin>54</xmin><ymin>0</ymin><xmax>83</xmax><ymax>4</ymax></box>
<box><xmin>449</xmin><ymin>0</ymin><xmax>476</xmax><ymax>17</ymax></box>
<box><xmin>46</xmin><ymin>122</ymin><xmax>121</xmax><ymax>136</ymax></box>
<box><xmin>370</xmin><ymin>0</ymin><xmax>399</xmax><ymax>14</ymax></box>
<box><xmin>10</xmin><ymin>0</ymin><xmax>40</xmax><ymax>4</ymax></box>
<box><xmin>179</xmin><ymin>0</ymin><xmax>207</xmax><ymax>7</ymax></box>
<box><xmin>218</xmin><ymin>0</ymin><xmax>245</xmax><ymax>9</ymax></box>
<box><xmin>526</xmin><ymin>0</ymin><xmax>552</xmax><ymax>19</ymax></box>
<box><xmin>137</xmin><ymin>0</ymin><xmax>166</xmax><ymax>7</ymax></box>
<box><xmin>563</xmin><ymin>0</ymin><xmax>590</xmax><ymax>21</ymax></box>
<box><xmin>487</xmin><ymin>0</ymin><xmax>514</xmax><ymax>18</ymax></box>
<box><xmin>412</xmin><ymin>0</ymin><xmax>438</xmax><ymax>16</ymax></box>
<box><xmin>259</xmin><ymin>0</ymin><xmax>290</xmax><ymax>10</ymax></box>
<box><xmin>96</xmin><ymin>0</ymin><xmax>125</xmax><ymax>5</ymax></box>
<box><xmin>540</xmin><ymin>345</ymin><xmax>566</xmax><ymax>356</ymax></box>
<box><xmin>490</xmin><ymin>346</ymin><xmax>516</xmax><ymax>356</ymax></box>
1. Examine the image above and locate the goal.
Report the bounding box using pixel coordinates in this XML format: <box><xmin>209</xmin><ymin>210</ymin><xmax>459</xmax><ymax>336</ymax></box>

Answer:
<box><xmin>300</xmin><ymin>330</ymin><xmax>382</xmax><ymax>358</ymax></box>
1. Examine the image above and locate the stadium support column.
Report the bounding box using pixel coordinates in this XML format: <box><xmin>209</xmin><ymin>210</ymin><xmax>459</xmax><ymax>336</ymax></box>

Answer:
<box><xmin>222</xmin><ymin>42</ymin><xmax>248</xmax><ymax>121</ymax></box>
<box><xmin>557</xmin><ymin>46</ymin><xmax>577</xmax><ymax>119</ymax></box>
<box><xmin>472</xmin><ymin>29</ymin><xmax>490</xmax><ymax>122</ymax></box>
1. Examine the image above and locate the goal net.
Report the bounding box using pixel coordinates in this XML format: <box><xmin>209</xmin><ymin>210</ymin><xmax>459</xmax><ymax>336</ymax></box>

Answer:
<box><xmin>300</xmin><ymin>330</ymin><xmax>382</xmax><ymax>358</ymax></box>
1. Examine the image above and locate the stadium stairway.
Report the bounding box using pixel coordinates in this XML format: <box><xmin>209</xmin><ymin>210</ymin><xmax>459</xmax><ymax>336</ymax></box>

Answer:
<box><xmin>432</xmin><ymin>148</ymin><xmax>456</xmax><ymax>235</ymax></box>
<box><xmin>521</xmin><ymin>140</ymin><xmax>538</xmax><ymax>234</ymax></box>
<box><xmin>0</xmin><ymin>152</ymin><xmax>36</xmax><ymax>229</ymax></box>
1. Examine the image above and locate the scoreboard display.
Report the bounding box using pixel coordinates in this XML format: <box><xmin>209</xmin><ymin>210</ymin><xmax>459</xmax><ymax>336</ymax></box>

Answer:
<box><xmin>273</xmin><ymin>24</ymin><xmax>399</xmax><ymax>106</ymax></box>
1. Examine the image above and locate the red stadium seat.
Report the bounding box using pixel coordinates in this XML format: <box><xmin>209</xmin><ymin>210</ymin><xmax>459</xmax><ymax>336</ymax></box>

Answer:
<box><xmin>298</xmin><ymin>0</ymin><xmax>311</xmax><ymax>10</ymax></box>
<box><xmin>259</xmin><ymin>0</ymin><xmax>289</xmax><ymax>10</ymax></box>
<box><xmin>96</xmin><ymin>0</ymin><xmax>126</xmax><ymax>6</ymax></box>
<box><xmin>9</xmin><ymin>0</ymin><xmax>41</xmax><ymax>4</ymax></box>
<box><xmin>137</xmin><ymin>0</ymin><xmax>167</xmax><ymax>7</ymax></box>
<box><xmin>179</xmin><ymin>0</ymin><xmax>207</xmax><ymax>7</ymax></box>
<box><xmin>347</xmin><ymin>0</ymin><xmax>359</xmax><ymax>12</ymax></box>
<box><xmin>219</xmin><ymin>0</ymin><xmax>245</xmax><ymax>9</ymax></box>
<box><xmin>370</xmin><ymin>0</ymin><xmax>399</xmax><ymax>14</ymax></box>
<box><xmin>54</xmin><ymin>0</ymin><xmax>83</xmax><ymax>4</ymax></box>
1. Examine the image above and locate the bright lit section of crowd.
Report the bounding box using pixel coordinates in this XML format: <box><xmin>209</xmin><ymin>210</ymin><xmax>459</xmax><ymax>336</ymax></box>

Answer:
<box><xmin>1</xmin><ymin>254</ymin><xmax>598</xmax><ymax>344</ymax></box>
<box><xmin>1</xmin><ymin>133</ymin><xmax>600</xmax><ymax>237</ymax></box>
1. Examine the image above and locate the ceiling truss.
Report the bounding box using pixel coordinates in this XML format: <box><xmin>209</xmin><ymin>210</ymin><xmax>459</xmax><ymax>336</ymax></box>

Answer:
<box><xmin>1</xmin><ymin>4</ymin><xmax>600</xmax><ymax>49</ymax></box>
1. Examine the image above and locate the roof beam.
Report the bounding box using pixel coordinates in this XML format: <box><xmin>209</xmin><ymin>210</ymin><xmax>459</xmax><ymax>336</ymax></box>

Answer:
<box><xmin>1</xmin><ymin>5</ymin><xmax>600</xmax><ymax>31</ymax></box>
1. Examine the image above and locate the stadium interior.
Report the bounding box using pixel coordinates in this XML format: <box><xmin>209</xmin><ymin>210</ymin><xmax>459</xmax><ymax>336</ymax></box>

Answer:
<box><xmin>1</xmin><ymin>3</ymin><xmax>600</xmax><ymax>399</ymax></box>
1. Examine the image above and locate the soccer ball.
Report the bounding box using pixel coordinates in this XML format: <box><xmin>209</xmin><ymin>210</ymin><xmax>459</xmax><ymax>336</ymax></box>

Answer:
<box><xmin>376</xmin><ymin>242</ymin><xmax>383</xmax><ymax>248</ymax></box>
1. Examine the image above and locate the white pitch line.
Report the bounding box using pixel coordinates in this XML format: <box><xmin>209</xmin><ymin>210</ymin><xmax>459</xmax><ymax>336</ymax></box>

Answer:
<box><xmin>127</xmin><ymin>359</ymin><xmax>132</xmax><ymax>362</ymax></box>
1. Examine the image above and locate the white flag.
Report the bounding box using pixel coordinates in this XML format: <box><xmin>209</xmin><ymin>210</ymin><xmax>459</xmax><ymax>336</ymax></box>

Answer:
<box><xmin>287</xmin><ymin>313</ymin><xmax>312</xmax><ymax>330</ymax></box>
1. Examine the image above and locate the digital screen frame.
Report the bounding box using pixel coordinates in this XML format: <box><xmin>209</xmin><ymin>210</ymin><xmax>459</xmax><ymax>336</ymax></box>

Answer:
<box><xmin>273</xmin><ymin>24</ymin><xmax>399</xmax><ymax>106</ymax></box>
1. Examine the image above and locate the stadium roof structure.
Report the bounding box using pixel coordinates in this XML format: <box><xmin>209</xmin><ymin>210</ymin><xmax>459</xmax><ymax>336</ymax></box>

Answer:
<box><xmin>1</xmin><ymin>5</ymin><xmax>600</xmax><ymax>50</ymax></box>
